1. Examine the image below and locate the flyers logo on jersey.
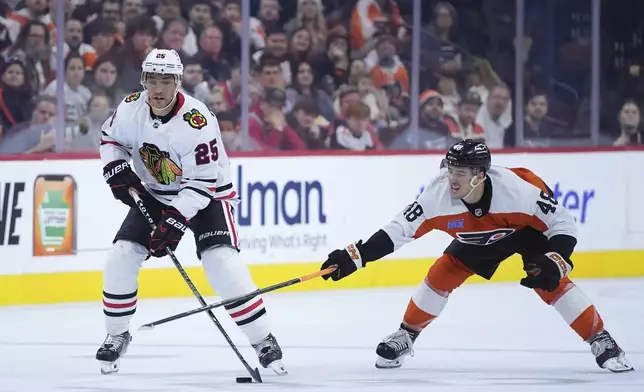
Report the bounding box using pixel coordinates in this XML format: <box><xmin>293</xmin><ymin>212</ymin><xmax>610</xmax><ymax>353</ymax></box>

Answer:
<box><xmin>139</xmin><ymin>143</ymin><xmax>182</xmax><ymax>185</ymax></box>
<box><xmin>125</xmin><ymin>92</ymin><xmax>141</xmax><ymax>103</ymax></box>
<box><xmin>183</xmin><ymin>108</ymin><xmax>207</xmax><ymax>130</ymax></box>
<box><xmin>455</xmin><ymin>228</ymin><xmax>515</xmax><ymax>246</ymax></box>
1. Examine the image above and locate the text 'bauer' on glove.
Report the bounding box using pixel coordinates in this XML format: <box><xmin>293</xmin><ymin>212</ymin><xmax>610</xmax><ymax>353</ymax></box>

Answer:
<box><xmin>149</xmin><ymin>207</ymin><xmax>189</xmax><ymax>257</ymax></box>
<box><xmin>103</xmin><ymin>160</ymin><xmax>147</xmax><ymax>208</ymax></box>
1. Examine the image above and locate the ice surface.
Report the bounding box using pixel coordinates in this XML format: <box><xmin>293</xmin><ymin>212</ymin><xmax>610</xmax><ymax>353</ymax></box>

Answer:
<box><xmin>0</xmin><ymin>278</ymin><xmax>642</xmax><ymax>392</ymax></box>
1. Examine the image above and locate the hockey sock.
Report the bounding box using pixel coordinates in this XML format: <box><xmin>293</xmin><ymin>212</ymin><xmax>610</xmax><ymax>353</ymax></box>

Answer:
<box><xmin>403</xmin><ymin>254</ymin><xmax>473</xmax><ymax>332</ymax></box>
<box><xmin>103</xmin><ymin>241</ymin><xmax>148</xmax><ymax>336</ymax></box>
<box><xmin>201</xmin><ymin>245</ymin><xmax>271</xmax><ymax>344</ymax></box>
<box><xmin>535</xmin><ymin>278</ymin><xmax>605</xmax><ymax>341</ymax></box>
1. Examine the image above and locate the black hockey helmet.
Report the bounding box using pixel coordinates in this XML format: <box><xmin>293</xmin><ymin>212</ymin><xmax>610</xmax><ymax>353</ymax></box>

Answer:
<box><xmin>444</xmin><ymin>139</ymin><xmax>491</xmax><ymax>172</ymax></box>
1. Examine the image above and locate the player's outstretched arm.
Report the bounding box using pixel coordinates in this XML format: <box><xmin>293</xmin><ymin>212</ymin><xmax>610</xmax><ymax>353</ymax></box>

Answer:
<box><xmin>321</xmin><ymin>195</ymin><xmax>433</xmax><ymax>281</ymax></box>
<box><xmin>99</xmin><ymin>104</ymin><xmax>146</xmax><ymax>208</ymax></box>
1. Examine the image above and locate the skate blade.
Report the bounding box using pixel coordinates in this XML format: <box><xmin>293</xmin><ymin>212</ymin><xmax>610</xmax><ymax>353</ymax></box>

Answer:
<box><xmin>375</xmin><ymin>355</ymin><xmax>404</xmax><ymax>369</ymax></box>
<box><xmin>603</xmin><ymin>354</ymin><xmax>635</xmax><ymax>373</ymax></box>
<box><xmin>99</xmin><ymin>359</ymin><xmax>120</xmax><ymax>375</ymax></box>
<box><xmin>267</xmin><ymin>360</ymin><xmax>288</xmax><ymax>376</ymax></box>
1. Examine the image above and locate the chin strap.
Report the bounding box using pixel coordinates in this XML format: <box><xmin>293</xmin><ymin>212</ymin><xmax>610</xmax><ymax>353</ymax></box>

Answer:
<box><xmin>461</xmin><ymin>174</ymin><xmax>486</xmax><ymax>200</ymax></box>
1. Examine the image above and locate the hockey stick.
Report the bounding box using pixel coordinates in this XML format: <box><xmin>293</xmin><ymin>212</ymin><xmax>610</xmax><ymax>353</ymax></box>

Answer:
<box><xmin>128</xmin><ymin>189</ymin><xmax>263</xmax><ymax>383</ymax></box>
<box><xmin>139</xmin><ymin>265</ymin><xmax>337</xmax><ymax>331</ymax></box>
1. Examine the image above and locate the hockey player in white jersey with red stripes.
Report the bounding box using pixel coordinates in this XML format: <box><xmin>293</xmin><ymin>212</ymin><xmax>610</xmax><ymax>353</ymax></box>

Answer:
<box><xmin>96</xmin><ymin>48</ymin><xmax>286</xmax><ymax>376</ymax></box>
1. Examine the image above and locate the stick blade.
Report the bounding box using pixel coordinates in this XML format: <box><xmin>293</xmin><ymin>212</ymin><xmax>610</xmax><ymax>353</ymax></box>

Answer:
<box><xmin>138</xmin><ymin>324</ymin><xmax>155</xmax><ymax>331</ymax></box>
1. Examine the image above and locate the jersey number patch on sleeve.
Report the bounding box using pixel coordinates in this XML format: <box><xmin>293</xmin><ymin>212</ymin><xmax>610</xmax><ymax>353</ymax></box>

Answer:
<box><xmin>404</xmin><ymin>202</ymin><xmax>424</xmax><ymax>222</ymax></box>
<box><xmin>536</xmin><ymin>190</ymin><xmax>558</xmax><ymax>214</ymax></box>
<box><xmin>195</xmin><ymin>138</ymin><xmax>218</xmax><ymax>165</ymax></box>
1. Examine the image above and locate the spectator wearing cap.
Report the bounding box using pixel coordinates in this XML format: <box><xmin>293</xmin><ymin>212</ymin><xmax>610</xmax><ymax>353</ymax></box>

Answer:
<box><xmin>365</xmin><ymin>33</ymin><xmax>409</xmax><ymax>95</ymax></box>
<box><xmin>287</xmin><ymin>96</ymin><xmax>331</xmax><ymax>149</ymax></box>
<box><xmin>332</xmin><ymin>84</ymin><xmax>384</xmax><ymax>148</ymax></box>
<box><xmin>252</xmin><ymin>26</ymin><xmax>291</xmax><ymax>84</ymax></box>
<box><xmin>389</xmin><ymin>89</ymin><xmax>452</xmax><ymax>150</ymax></box>
<box><xmin>444</xmin><ymin>92</ymin><xmax>485</xmax><ymax>142</ymax></box>
<box><xmin>613</xmin><ymin>100</ymin><xmax>643</xmax><ymax>146</ymax></box>
<box><xmin>329</xmin><ymin>101</ymin><xmax>378</xmax><ymax>151</ymax></box>
<box><xmin>249</xmin><ymin>87</ymin><xmax>306</xmax><ymax>150</ymax></box>
<box><xmin>113</xmin><ymin>15</ymin><xmax>157</xmax><ymax>93</ymax></box>
<box><xmin>286</xmin><ymin>60</ymin><xmax>335</xmax><ymax>122</ymax></box>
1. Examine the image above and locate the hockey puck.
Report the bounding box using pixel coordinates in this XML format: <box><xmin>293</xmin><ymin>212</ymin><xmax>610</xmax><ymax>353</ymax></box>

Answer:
<box><xmin>236</xmin><ymin>377</ymin><xmax>253</xmax><ymax>383</ymax></box>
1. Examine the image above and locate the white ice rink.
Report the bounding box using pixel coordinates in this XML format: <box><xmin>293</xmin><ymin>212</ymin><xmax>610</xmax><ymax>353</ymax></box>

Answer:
<box><xmin>0</xmin><ymin>278</ymin><xmax>642</xmax><ymax>392</ymax></box>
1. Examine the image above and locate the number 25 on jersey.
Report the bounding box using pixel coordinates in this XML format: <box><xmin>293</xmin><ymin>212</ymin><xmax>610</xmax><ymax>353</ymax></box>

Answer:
<box><xmin>194</xmin><ymin>138</ymin><xmax>218</xmax><ymax>165</ymax></box>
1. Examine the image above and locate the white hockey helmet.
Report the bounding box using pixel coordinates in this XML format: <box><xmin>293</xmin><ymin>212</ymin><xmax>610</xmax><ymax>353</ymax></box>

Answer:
<box><xmin>141</xmin><ymin>48</ymin><xmax>183</xmax><ymax>86</ymax></box>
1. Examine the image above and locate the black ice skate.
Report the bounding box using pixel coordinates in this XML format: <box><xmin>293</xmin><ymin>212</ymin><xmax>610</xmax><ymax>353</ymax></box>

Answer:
<box><xmin>252</xmin><ymin>333</ymin><xmax>287</xmax><ymax>375</ymax></box>
<box><xmin>95</xmin><ymin>331</ymin><xmax>132</xmax><ymax>375</ymax></box>
<box><xmin>375</xmin><ymin>325</ymin><xmax>418</xmax><ymax>369</ymax></box>
<box><xmin>589</xmin><ymin>330</ymin><xmax>634</xmax><ymax>373</ymax></box>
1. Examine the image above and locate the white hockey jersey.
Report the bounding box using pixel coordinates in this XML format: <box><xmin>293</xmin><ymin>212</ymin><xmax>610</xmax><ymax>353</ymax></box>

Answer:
<box><xmin>99</xmin><ymin>91</ymin><xmax>238</xmax><ymax>220</ymax></box>
<box><xmin>382</xmin><ymin>166</ymin><xmax>578</xmax><ymax>251</ymax></box>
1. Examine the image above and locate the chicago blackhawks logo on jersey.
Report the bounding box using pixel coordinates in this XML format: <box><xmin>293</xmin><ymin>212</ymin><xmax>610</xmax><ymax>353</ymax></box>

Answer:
<box><xmin>139</xmin><ymin>143</ymin><xmax>182</xmax><ymax>185</ymax></box>
<box><xmin>125</xmin><ymin>92</ymin><xmax>141</xmax><ymax>103</ymax></box>
<box><xmin>183</xmin><ymin>108</ymin><xmax>207</xmax><ymax>129</ymax></box>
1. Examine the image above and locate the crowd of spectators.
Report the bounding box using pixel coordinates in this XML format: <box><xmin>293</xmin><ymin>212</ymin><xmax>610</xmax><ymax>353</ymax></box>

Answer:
<box><xmin>0</xmin><ymin>0</ymin><xmax>641</xmax><ymax>155</ymax></box>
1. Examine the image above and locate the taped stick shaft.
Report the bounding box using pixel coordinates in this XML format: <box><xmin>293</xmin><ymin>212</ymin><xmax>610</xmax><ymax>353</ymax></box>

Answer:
<box><xmin>140</xmin><ymin>266</ymin><xmax>336</xmax><ymax>330</ymax></box>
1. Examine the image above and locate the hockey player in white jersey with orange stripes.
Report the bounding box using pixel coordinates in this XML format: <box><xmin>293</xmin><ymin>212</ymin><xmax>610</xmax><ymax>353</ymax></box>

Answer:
<box><xmin>96</xmin><ymin>48</ymin><xmax>286</xmax><ymax>376</ymax></box>
<box><xmin>320</xmin><ymin>139</ymin><xmax>633</xmax><ymax>373</ymax></box>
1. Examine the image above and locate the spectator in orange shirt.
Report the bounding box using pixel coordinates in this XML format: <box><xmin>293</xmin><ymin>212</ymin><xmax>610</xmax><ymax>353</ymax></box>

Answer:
<box><xmin>367</xmin><ymin>33</ymin><xmax>409</xmax><ymax>95</ymax></box>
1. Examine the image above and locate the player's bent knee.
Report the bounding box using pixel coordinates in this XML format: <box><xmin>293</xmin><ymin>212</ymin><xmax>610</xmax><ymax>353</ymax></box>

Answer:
<box><xmin>425</xmin><ymin>254</ymin><xmax>474</xmax><ymax>295</ymax></box>
<box><xmin>104</xmin><ymin>241</ymin><xmax>148</xmax><ymax>283</ymax></box>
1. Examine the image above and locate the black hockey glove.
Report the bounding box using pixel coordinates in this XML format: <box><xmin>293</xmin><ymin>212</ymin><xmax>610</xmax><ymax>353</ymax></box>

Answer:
<box><xmin>103</xmin><ymin>160</ymin><xmax>147</xmax><ymax>208</ymax></box>
<box><xmin>520</xmin><ymin>252</ymin><xmax>573</xmax><ymax>292</ymax></box>
<box><xmin>321</xmin><ymin>241</ymin><xmax>366</xmax><ymax>281</ymax></box>
<box><xmin>149</xmin><ymin>208</ymin><xmax>188</xmax><ymax>258</ymax></box>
